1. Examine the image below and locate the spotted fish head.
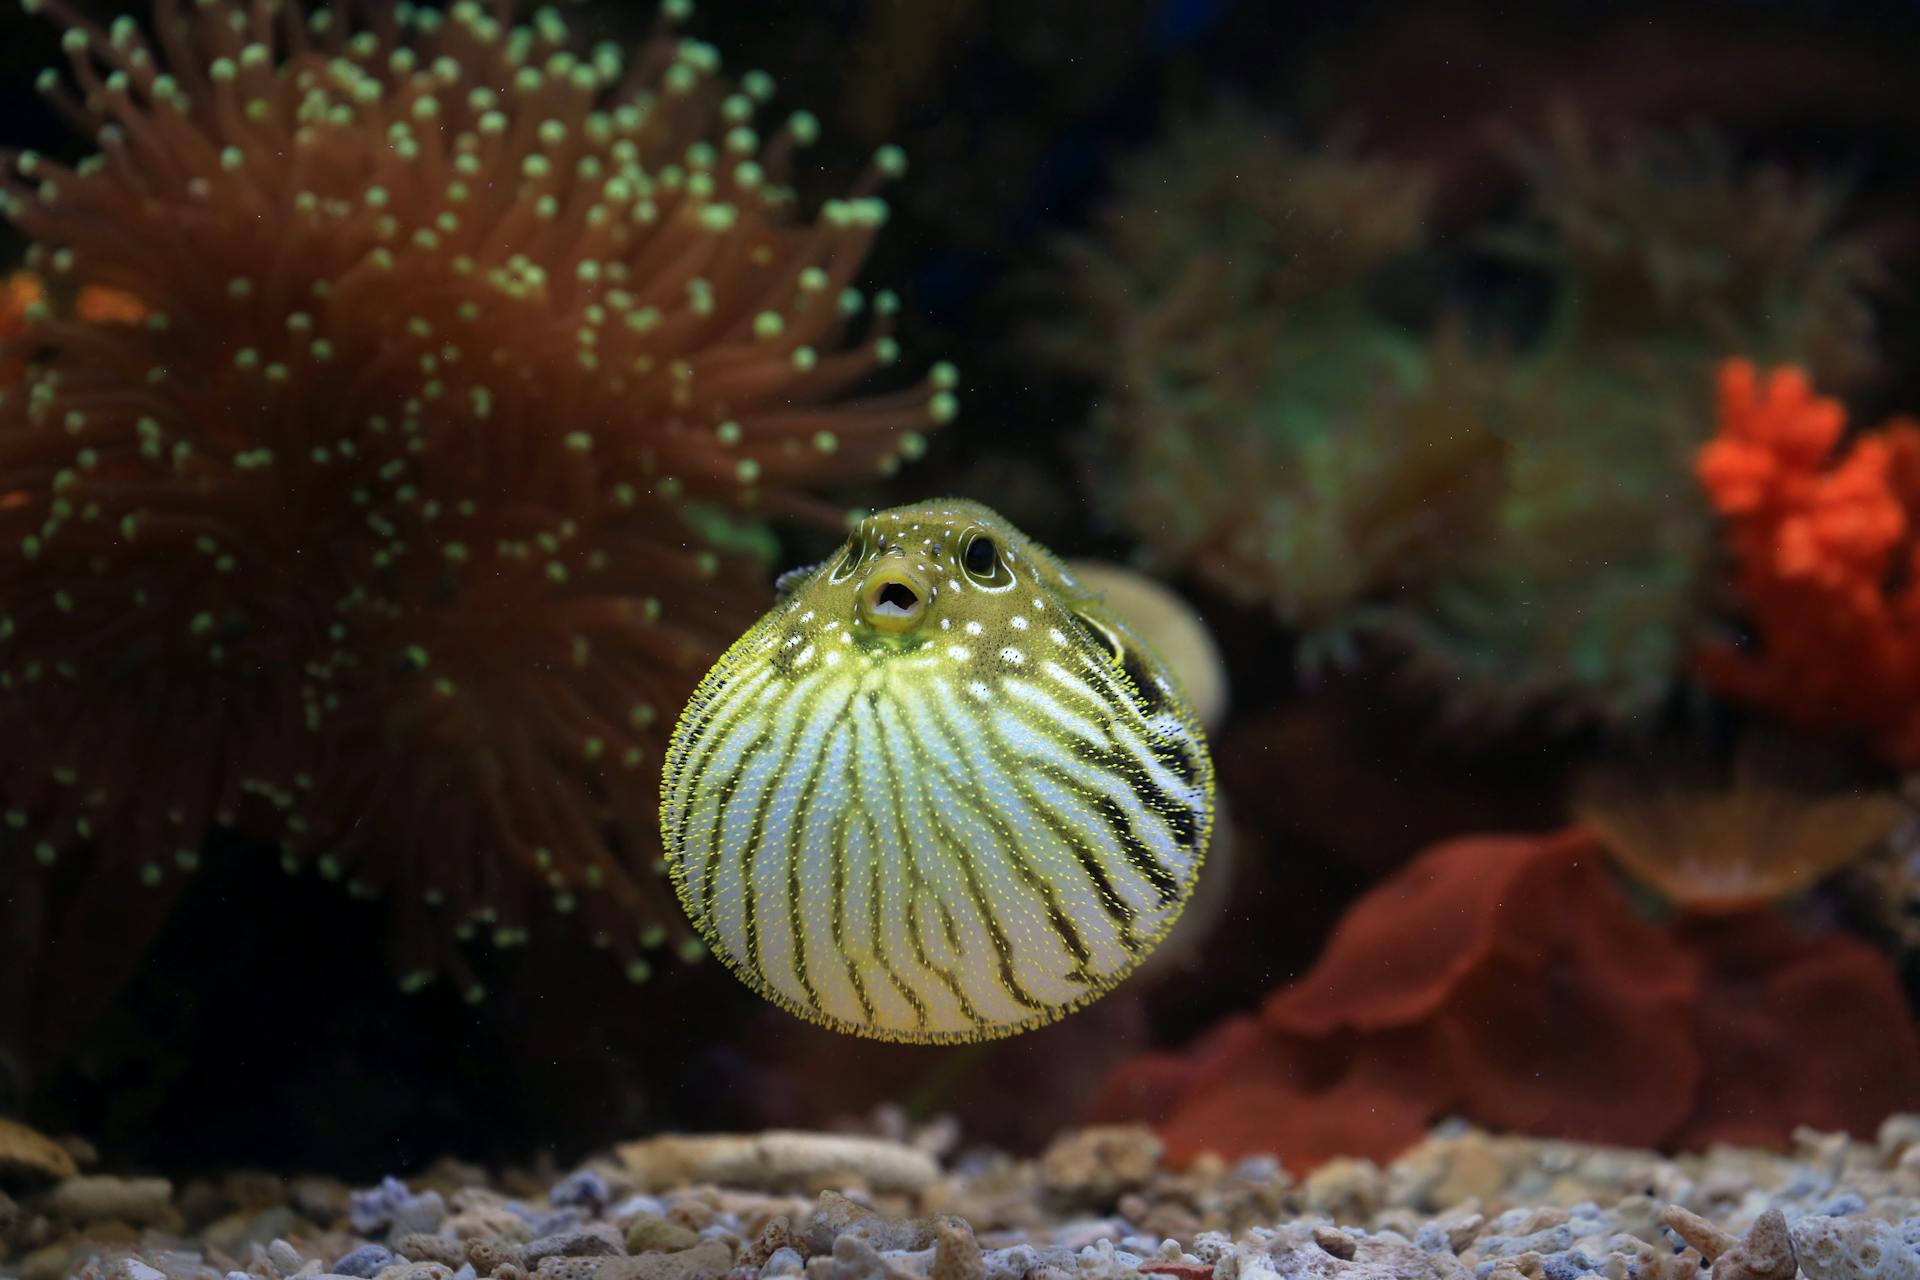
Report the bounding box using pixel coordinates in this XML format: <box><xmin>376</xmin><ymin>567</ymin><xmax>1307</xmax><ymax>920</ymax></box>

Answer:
<box><xmin>660</xmin><ymin>498</ymin><xmax>1215</xmax><ymax>1043</ymax></box>
<box><xmin>780</xmin><ymin>500</ymin><xmax>1134</xmax><ymax>652</ymax></box>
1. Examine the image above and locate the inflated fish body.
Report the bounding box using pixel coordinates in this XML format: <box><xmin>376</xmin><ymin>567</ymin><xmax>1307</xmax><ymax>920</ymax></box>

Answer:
<box><xmin>660</xmin><ymin>499</ymin><xmax>1214</xmax><ymax>1042</ymax></box>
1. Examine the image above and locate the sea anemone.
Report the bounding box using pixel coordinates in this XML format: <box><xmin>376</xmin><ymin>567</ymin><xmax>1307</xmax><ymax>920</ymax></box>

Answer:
<box><xmin>0</xmin><ymin>273</ymin><xmax>35</xmax><ymax>382</ymax></box>
<box><xmin>1367</xmin><ymin>116</ymin><xmax>1877</xmax><ymax>730</ymax></box>
<box><xmin>1052</xmin><ymin>108</ymin><xmax>1877</xmax><ymax>730</ymax></box>
<box><xmin>1496</xmin><ymin>114</ymin><xmax>1878</xmax><ymax>387</ymax></box>
<box><xmin>1053</xmin><ymin>107</ymin><xmax>1503</xmax><ymax>635</ymax></box>
<box><xmin>0</xmin><ymin>0</ymin><xmax>954</xmax><ymax>1001</ymax></box>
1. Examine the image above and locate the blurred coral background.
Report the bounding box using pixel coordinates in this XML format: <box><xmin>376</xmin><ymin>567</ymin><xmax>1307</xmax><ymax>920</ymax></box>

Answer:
<box><xmin>4</xmin><ymin>0</ymin><xmax>1920</xmax><ymax>1180</ymax></box>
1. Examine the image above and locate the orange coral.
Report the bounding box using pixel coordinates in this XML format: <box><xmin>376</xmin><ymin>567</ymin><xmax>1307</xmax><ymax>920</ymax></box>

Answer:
<box><xmin>1697</xmin><ymin>359</ymin><xmax>1920</xmax><ymax>763</ymax></box>
<box><xmin>1577</xmin><ymin>776</ymin><xmax>1901</xmax><ymax>914</ymax></box>
<box><xmin>0</xmin><ymin>0</ymin><xmax>950</xmax><ymax>1003</ymax></box>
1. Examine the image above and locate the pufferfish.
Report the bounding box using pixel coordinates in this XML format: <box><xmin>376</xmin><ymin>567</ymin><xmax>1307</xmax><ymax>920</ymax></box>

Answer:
<box><xmin>660</xmin><ymin>498</ymin><xmax>1215</xmax><ymax>1043</ymax></box>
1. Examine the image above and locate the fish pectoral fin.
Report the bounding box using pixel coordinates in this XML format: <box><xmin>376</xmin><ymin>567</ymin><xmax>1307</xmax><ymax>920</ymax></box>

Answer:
<box><xmin>774</xmin><ymin>559</ymin><xmax>828</xmax><ymax>599</ymax></box>
<box><xmin>1068</xmin><ymin>605</ymin><xmax>1127</xmax><ymax>669</ymax></box>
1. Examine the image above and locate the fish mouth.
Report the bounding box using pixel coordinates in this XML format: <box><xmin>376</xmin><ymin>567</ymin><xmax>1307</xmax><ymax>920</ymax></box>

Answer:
<box><xmin>858</xmin><ymin>564</ymin><xmax>932</xmax><ymax>633</ymax></box>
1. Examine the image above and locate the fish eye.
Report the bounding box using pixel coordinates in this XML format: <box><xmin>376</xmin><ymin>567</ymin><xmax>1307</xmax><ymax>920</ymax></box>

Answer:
<box><xmin>962</xmin><ymin>534</ymin><xmax>998</xmax><ymax>579</ymax></box>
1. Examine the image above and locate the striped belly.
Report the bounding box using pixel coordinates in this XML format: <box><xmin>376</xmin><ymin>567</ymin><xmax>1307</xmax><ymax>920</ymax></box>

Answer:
<box><xmin>660</xmin><ymin>651</ymin><xmax>1212</xmax><ymax>1042</ymax></box>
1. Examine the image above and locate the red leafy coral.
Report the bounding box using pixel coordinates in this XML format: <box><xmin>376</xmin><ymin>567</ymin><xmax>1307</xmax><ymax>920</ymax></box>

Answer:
<box><xmin>1676</xmin><ymin>911</ymin><xmax>1920</xmax><ymax>1148</ymax></box>
<box><xmin>1103</xmin><ymin>1020</ymin><xmax>1446</xmax><ymax>1174</ymax></box>
<box><xmin>1697</xmin><ymin>359</ymin><xmax>1920</xmax><ymax>763</ymax></box>
<box><xmin>1093</xmin><ymin>827</ymin><xmax>1920</xmax><ymax>1168</ymax></box>
<box><xmin>1093</xmin><ymin>830</ymin><xmax>1699</xmax><ymax>1165</ymax></box>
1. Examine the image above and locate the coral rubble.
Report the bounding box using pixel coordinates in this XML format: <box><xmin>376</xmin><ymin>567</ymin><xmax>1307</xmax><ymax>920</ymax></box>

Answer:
<box><xmin>7</xmin><ymin>1119</ymin><xmax>1920</xmax><ymax>1280</ymax></box>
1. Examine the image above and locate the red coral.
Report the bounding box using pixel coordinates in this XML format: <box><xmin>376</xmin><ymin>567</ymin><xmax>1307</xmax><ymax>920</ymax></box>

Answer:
<box><xmin>1094</xmin><ymin>827</ymin><xmax>1920</xmax><ymax>1169</ymax></box>
<box><xmin>1675</xmin><ymin>911</ymin><xmax>1920</xmax><ymax>1148</ymax></box>
<box><xmin>1093</xmin><ymin>830</ymin><xmax>1701</xmax><ymax>1167</ymax></box>
<box><xmin>1697</xmin><ymin>358</ymin><xmax>1920</xmax><ymax>763</ymax></box>
<box><xmin>1091</xmin><ymin>1015</ymin><xmax>1446</xmax><ymax>1172</ymax></box>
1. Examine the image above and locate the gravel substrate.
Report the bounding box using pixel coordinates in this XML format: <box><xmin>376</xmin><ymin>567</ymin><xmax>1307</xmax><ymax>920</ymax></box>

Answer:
<box><xmin>4</xmin><ymin>1116</ymin><xmax>1919</xmax><ymax>1280</ymax></box>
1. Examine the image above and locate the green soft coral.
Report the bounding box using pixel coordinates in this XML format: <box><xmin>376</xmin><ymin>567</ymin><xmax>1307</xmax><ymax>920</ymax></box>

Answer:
<box><xmin>1055</xmin><ymin>107</ymin><xmax>1877</xmax><ymax>730</ymax></box>
<box><xmin>1383</xmin><ymin>116</ymin><xmax>1875</xmax><ymax>729</ymax></box>
<box><xmin>1058</xmin><ymin>107</ymin><xmax>1504</xmax><ymax>629</ymax></box>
